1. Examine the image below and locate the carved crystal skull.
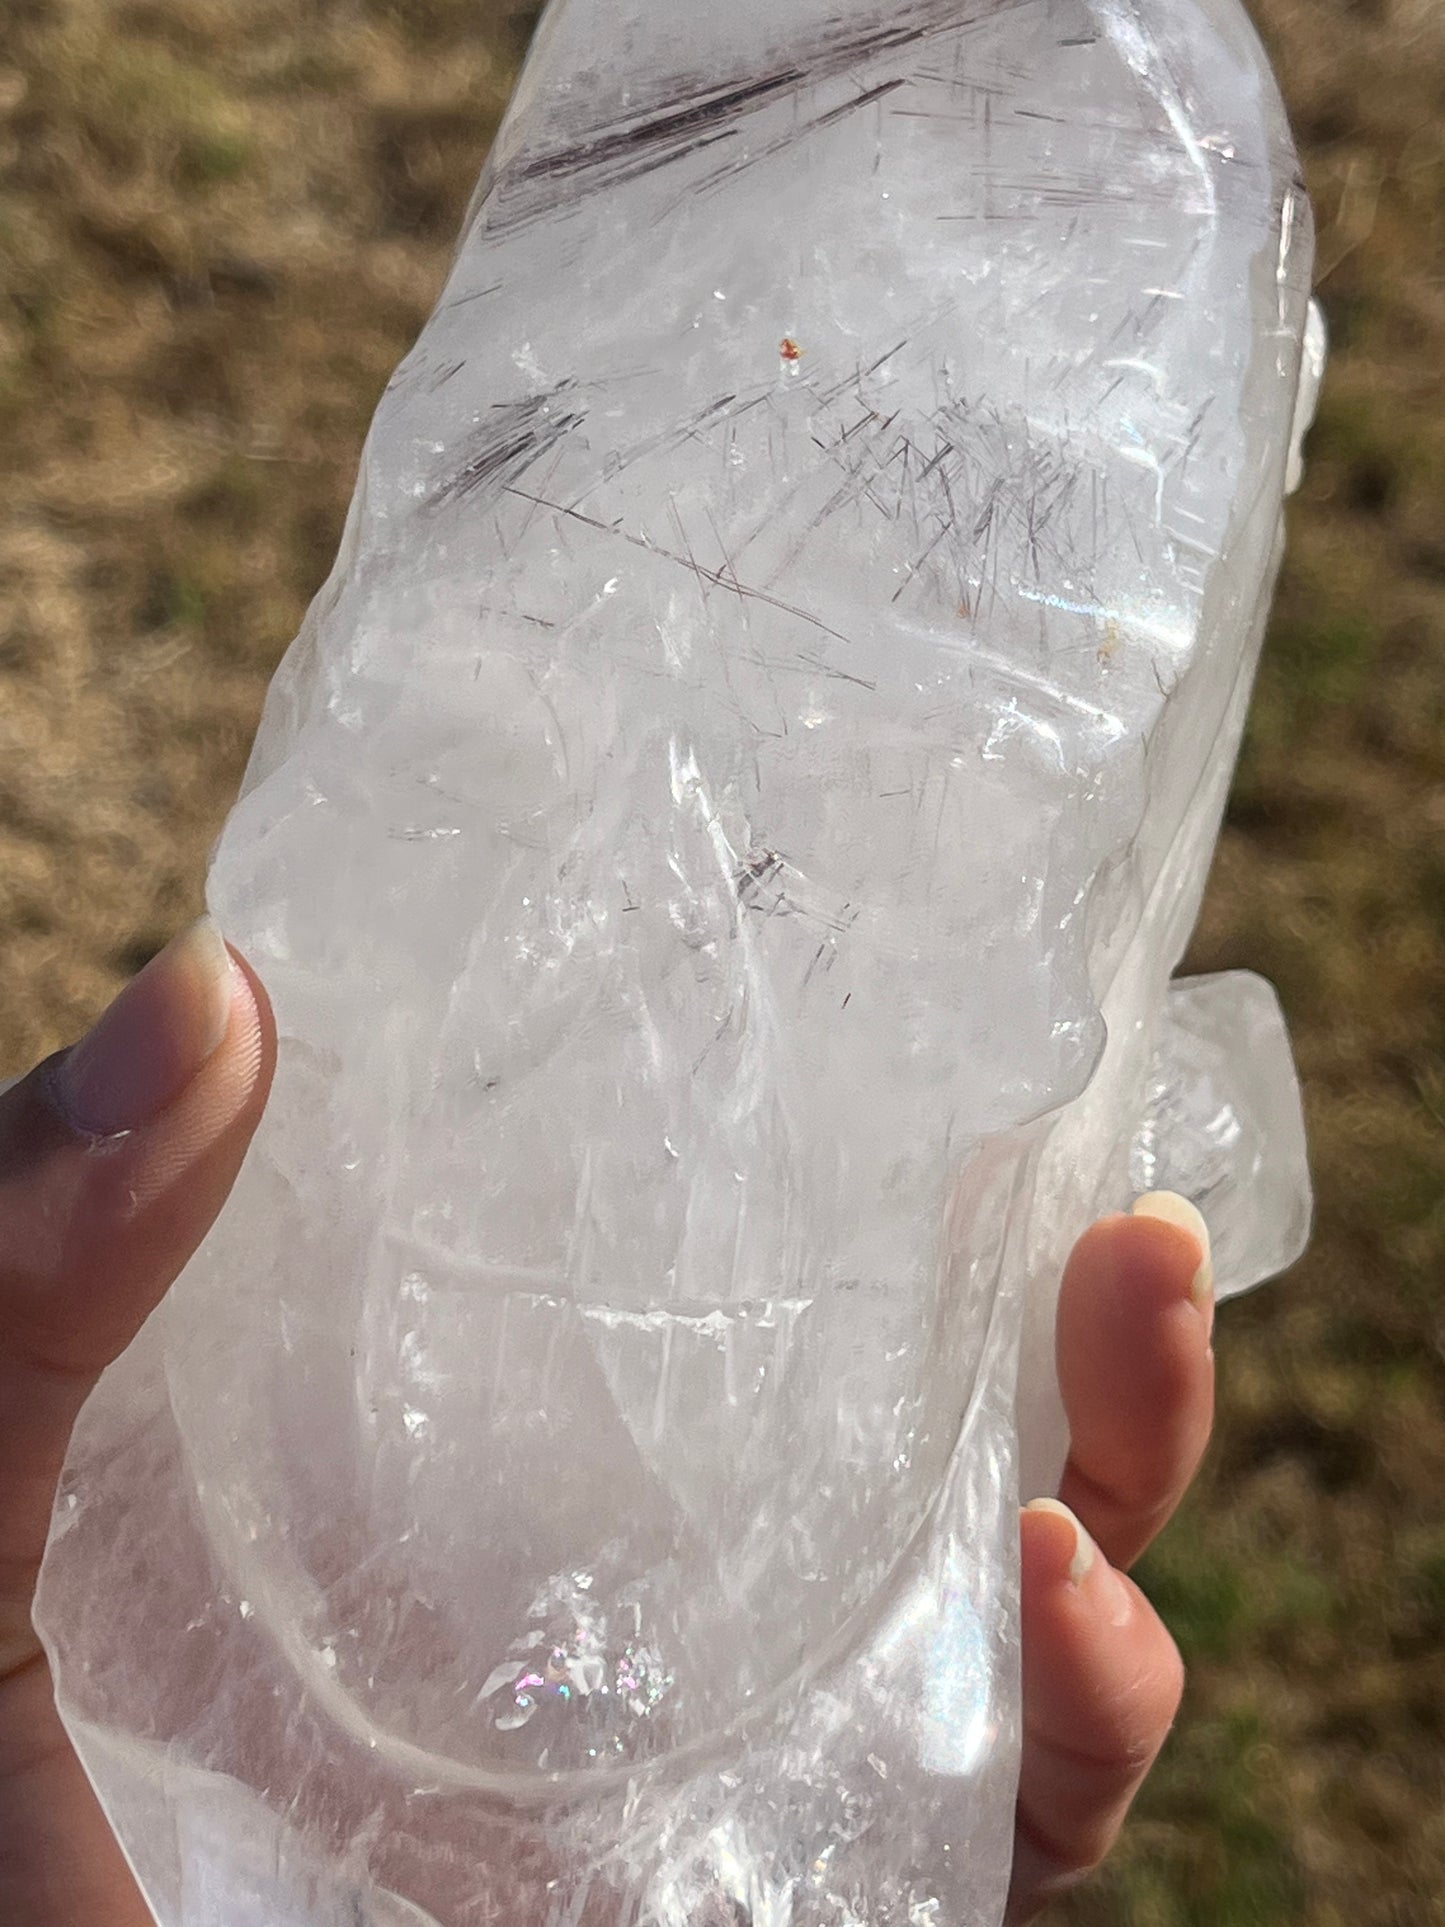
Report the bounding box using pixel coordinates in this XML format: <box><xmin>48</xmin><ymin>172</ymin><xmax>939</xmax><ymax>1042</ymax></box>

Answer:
<box><xmin>37</xmin><ymin>2</ymin><xmax>1319</xmax><ymax>1921</ymax></box>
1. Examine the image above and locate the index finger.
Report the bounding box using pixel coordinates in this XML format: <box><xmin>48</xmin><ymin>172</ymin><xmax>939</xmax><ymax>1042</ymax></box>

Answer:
<box><xmin>1053</xmin><ymin>1195</ymin><xmax>1215</xmax><ymax>1571</ymax></box>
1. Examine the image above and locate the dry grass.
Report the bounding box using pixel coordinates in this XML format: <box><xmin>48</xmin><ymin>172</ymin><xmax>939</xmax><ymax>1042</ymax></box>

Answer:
<box><xmin>1</xmin><ymin>1</ymin><xmax>1441</xmax><ymax>1920</ymax></box>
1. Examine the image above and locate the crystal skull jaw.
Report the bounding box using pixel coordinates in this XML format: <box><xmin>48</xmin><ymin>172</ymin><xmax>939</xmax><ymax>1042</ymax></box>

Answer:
<box><xmin>168</xmin><ymin>1311</ymin><xmax>979</xmax><ymax>1802</ymax></box>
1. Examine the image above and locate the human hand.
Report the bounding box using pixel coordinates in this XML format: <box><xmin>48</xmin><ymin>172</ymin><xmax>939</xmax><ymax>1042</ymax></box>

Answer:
<box><xmin>0</xmin><ymin>920</ymin><xmax>275</xmax><ymax>1924</ymax></box>
<box><xmin>1009</xmin><ymin>1194</ymin><xmax>1214</xmax><ymax>1919</ymax></box>
<box><xmin>0</xmin><ymin>924</ymin><xmax>1208</xmax><ymax>1924</ymax></box>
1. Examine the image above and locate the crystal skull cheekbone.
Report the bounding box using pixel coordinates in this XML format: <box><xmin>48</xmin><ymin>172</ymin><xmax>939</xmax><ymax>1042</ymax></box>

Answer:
<box><xmin>37</xmin><ymin>2</ymin><xmax>1317</xmax><ymax>1923</ymax></box>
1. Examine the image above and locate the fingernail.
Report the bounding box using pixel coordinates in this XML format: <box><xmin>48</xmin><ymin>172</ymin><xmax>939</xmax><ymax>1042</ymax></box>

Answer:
<box><xmin>51</xmin><ymin>918</ymin><xmax>237</xmax><ymax>1137</ymax></box>
<box><xmin>1023</xmin><ymin>1497</ymin><xmax>1097</xmax><ymax>1585</ymax></box>
<box><xmin>1132</xmin><ymin>1190</ymin><xmax>1214</xmax><ymax>1309</ymax></box>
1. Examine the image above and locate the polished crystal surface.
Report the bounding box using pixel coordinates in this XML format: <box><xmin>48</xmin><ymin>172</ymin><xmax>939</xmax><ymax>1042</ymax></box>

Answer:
<box><xmin>37</xmin><ymin>2</ymin><xmax>1318</xmax><ymax>1921</ymax></box>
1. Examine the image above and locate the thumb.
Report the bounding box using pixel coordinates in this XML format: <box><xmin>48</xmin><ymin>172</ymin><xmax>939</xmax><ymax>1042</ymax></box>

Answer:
<box><xmin>0</xmin><ymin>919</ymin><xmax>275</xmax><ymax>1673</ymax></box>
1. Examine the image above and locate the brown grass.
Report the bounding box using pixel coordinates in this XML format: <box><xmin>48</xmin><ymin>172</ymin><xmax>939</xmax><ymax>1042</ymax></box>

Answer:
<box><xmin>1</xmin><ymin>1</ymin><xmax>1441</xmax><ymax>1920</ymax></box>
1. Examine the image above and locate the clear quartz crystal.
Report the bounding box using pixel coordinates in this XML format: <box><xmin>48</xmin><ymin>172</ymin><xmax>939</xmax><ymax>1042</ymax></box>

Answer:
<box><xmin>37</xmin><ymin>2</ymin><xmax>1319</xmax><ymax>1922</ymax></box>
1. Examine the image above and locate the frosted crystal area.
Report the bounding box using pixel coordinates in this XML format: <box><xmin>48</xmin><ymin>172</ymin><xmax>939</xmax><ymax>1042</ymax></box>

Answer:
<box><xmin>37</xmin><ymin>2</ymin><xmax>1317</xmax><ymax>1922</ymax></box>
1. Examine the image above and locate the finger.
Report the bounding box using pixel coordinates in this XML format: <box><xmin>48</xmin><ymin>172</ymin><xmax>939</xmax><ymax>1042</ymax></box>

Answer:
<box><xmin>0</xmin><ymin>919</ymin><xmax>275</xmax><ymax>1673</ymax></box>
<box><xmin>1008</xmin><ymin>1499</ymin><xmax>1185</xmax><ymax>1921</ymax></box>
<box><xmin>0</xmin><ymin>1660</ymin><xmax>154</xmax><ymax>1926</ymax></box>
<box><xmin>1054</xmin><ymin>1195</ymin><xmax>1215</xmax><ymax>1571</ymax></box>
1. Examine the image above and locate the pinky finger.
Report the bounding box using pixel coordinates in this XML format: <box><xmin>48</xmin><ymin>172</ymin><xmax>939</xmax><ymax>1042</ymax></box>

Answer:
<box><xmin>1008</xmin><ymin>1499</ymin><xmax>1185</xmax><ymax>1921</ymax></box>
